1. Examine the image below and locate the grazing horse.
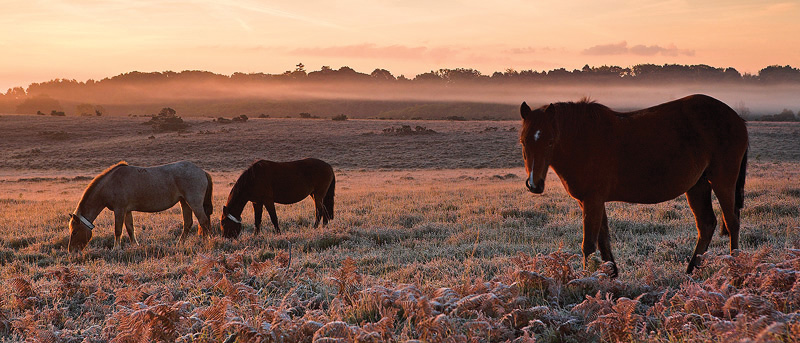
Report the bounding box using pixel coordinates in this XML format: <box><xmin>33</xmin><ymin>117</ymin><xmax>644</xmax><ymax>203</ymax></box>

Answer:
<box><xmin>221</xmin><ymin>158</ymin><xmax>335</xmax><ymax>238</ymax></box>
<box><xmin>67</xmin><ymin>161</ymin><xmax>214</xmax><ymax>252</ymax></box>
<box><xmin>519</xmin><ymin>94</ymin><xmax>748</xmax><ymax>276</ymax></box>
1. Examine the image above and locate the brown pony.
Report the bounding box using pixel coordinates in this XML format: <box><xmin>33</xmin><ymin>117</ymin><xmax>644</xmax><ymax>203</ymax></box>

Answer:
<box><xmin>221</xmin><ymin>158</ymin><xmax>335</xmax><ymax>238</ymax></box>
<box><xmin>519</xmin><ymin>94</ymin><xmax>748</xmax><ymax>276</ymax></box>
<box><xmin>68</xmin><ymin>161</ymin><xmax>214</xmax><ymax>252</ymax></box>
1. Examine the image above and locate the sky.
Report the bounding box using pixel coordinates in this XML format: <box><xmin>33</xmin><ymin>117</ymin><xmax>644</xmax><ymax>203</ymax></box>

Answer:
<box><xmin>1</xmin><ymin>0</ymin><xmax>799</xmax><ymax>91</ymax></box>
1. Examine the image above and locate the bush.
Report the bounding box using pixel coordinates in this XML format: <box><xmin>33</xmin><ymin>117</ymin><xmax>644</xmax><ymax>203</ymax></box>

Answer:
<box><xmin>50</xmin><ymin>110</ymin><xmax>65</xmax><ymax>116</ymax></box>
<box><xmin>143</xmin><ymin>107</ymin><xmax>189</xmax><ymax>132</ymax></box>
<box><xmin>760</xmin><ymin>109</ymin><xmax>798</xmax><ymax>121</ymax></box>
<box><xmin>332</xmin><ymin>114</ymin><xmax>348</xmax><ymax>121</ymax></box>
<box><xmin>381</xmin><ymin>125</ymin><xmax>437</xmax><ymax>136</ymax></box>
<box><xmin>215</xmin><ymin>115</ymin><xmax>248</xmax><ymax>124</ymax></box>
<box><xmin>299</xmin><ymin>112</ymin><xmax>319</xmax><ymax>119</ymax></box>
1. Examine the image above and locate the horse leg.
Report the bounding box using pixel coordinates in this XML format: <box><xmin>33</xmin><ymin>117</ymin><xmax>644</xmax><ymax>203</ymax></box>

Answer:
<box><xmin>124</xmin><ymin>212</ymin><xmax>138</xmax><ymax>246</ymax></box>
<box><xmin>184</xmin><ymin>198</ymin><xmax>211</xmax><ymax>238</ymax></box>
<box><xmin>597</xmin><ymin>209</ymin><xmax>618</xmax><ymax>278</ymax></box>
<box><xmin>686</xmin><ymin>179</ymin><xmax>717</xmax><ymax>274</ymax></box>
<box><xmin>265</xmin><ymin>201</ymin><xmax>280</xmax><ymax>234</ymax></box>
<box><xmin>113</xmin><ymin>209</ymin><xmax>125</xmax><ymax>249</ymax></box>
<box><xmin>710</xmin><ymin>179</ymin><xmax>741</xmax><ymax>254</ymax></box>
<box><xmin>312</xmin><ymin>195</ymin><xmax>323</xmax><ymax>228</ymax></box>
<box><xmin>580</xmin><ymin>200</ymin><xmax>605</xmax><ymax>271</ymax></box>
<box><xmin>179</xmin><ymin>200</ymin><xmax>193</xmax><ymax>240</ymax></box>
<box><xmin>253</xmin><ymin>202</ymin><xmax>263</xmax><ymax>236</ymax></box>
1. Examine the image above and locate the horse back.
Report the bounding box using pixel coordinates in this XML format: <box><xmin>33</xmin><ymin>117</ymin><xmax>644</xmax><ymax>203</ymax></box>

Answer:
<box><xmin>101</xmin><ymin>161</ymin><xmax>208</xmax><ymax>211</ymax></box>
<box><xmin>558</xmin><ymin>95</ymin><xmax>747</xmax><ymax>203</ymax></box>
<box><xmin>256</xmin><ymin>158</ymin><xmax>334</xmax><ymax>204</ymax></box>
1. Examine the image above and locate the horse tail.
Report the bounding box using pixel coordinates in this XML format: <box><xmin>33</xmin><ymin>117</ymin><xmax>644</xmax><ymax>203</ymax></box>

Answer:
<box><xmin>203</xmin><ymin>171</ymin><xmax>214</xmax><ymax>217</ymax></box>
<box><xmin>735</xmin><ymin>148</ymin><xmax>747</xmax><ymax>215</ymax></box>
<box><xmin>324</xmin><ymin>175</ymin><xmax>335</xmax><ymax>220</ymax></box>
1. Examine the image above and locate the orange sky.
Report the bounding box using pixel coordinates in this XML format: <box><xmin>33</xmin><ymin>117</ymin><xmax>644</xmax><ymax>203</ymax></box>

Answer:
<box><xmin>2</xmin><ymin>1</ymin><xmax>799</xmax><ymax>91</ymax></box>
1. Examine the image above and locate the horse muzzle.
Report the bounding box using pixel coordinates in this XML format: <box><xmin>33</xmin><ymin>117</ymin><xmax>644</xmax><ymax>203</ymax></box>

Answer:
<box><xmin>525</xmin><ymin>178</ymin><xmax>545</xmax><ymax>194</ymax></box>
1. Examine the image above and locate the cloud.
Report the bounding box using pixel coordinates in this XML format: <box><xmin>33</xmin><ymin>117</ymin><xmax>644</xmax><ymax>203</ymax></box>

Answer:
<box><xmin>583</xmin><ymin>41</ymin><xmax>694</xmax><ymax>56</ymax></box>
<box><xmin>582</xmin><ymin>41</ymin><xmax>629</xmax><ymax>55</ymax></box>
<box><xmin>291</xmin><ymin>44</ymin><xmax>458</xmax><ymax>61</ymax></box>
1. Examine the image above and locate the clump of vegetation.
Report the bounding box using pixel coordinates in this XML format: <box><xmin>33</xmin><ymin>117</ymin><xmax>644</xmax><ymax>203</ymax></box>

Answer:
<box><xmin>381</xmin><ymin>125</ymin><xmax>437</xmax><ymax>135</ymax></box>
<box><xmin>36</xmin><ymin>111</ymin><xmax>45</xmax><ymax>116</ymax></box>
<box><xmin>299</xmin><ymin>112</ymin><xmax>320</xmax><ymax>119</ymax></box>
<box><xmin>143</xmin><ymin>108</ymin><xmax>189</xmax><ymax>132</ymax></box>
<box><xmin>332</xmin><ymin>114</ymin><xmax>348</xmax><ymax>121</ymax></box>
<box><xmin>50</xmin><ymin>110</ymin><xmax>65</xmax><ymax>116</ymax></box>
<box><xmin>37</xmin><ymin>131</ymin><xmax>69</xmax><ymax>140</ymax></box>
<box><xmin>446</xmin><ymin>115</ymin><xmax>467</xmax><ymax>121</ymax></box>
<box><xmin>215</xmin><ymin>115</ymin><xmax>249</xmax><ymax>124</ymax></box>
<box><xmin>258</xmin><ymin>113</ymin><xmax>269</xmax><ymax>118</ymax></box>
<box><xmin>76</xmin><ymin>103</ymin><xmax>105</xmax><ymax>117</ymax></box>
<box><xmin>759</xmin><ymin>109</ymin><xmax>798</xmax><ymax>122</ymax></box>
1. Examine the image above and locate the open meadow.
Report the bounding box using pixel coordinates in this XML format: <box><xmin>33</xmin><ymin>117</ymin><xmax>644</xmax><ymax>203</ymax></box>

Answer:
<box><xmin>0</xmin><ymin>114</ymin><xmax>799</xmax><ymax>342</ymax></box>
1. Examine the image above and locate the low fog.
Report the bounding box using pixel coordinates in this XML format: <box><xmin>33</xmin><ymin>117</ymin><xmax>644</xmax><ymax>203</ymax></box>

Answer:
<box><xmin>7</xmin><ymin>78</ymin><xmax>800</xmax><ymax>119</ymax></box>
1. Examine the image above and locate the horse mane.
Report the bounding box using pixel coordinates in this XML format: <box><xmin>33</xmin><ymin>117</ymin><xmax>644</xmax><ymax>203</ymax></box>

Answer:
<box><xmin>229</xmin><ymin>160</ymin><xmax>262</xmax><ymax>200</ymax></box>
<box><xmin>78</xmin><ymin>161</ymin><xmax>128</xmax><ymax>208</ymax></box>
<box><xmin>550</xmin><ymin>98</ymin><xmax>616</xmax><ymax>138</ymax></box>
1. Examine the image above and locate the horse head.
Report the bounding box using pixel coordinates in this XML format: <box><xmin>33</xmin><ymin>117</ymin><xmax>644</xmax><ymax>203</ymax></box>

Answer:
<box><xmin>67</xmin><ymin>213</ymin><xmax>93</xmax><ymax>252</ymax></box>
<box><xmin>220</xmin><ymin>206</ymin><xmax>243</xmax><ymax>238</ymax></box>
<box><xmin>520</xmin><ymin>102</ymin><xmax>557</xmax><ymax>194</ymax></box>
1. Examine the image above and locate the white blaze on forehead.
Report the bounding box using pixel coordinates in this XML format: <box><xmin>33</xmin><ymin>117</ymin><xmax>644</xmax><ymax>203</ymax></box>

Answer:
<box><xmin>534</xmin><ymin>130</ymin><xmax>541</xmax><ymax>141</ymax></box>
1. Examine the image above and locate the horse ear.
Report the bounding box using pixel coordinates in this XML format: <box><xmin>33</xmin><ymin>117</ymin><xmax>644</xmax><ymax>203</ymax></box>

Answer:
<box><xmin>544</xmin><ymin>103</ymin><xmax>555</xmax><ymax>115</ymax></box>
<box><xmin>68</xmin><ymin>213</ymin><xmax>75</xmax><ymax>220</ymax></box>
<box><xmin>520</xmin><ymin>102</ymin><xmax>532</xmax><ymax>120</ymax></box>
<box><xmin>222</xmin><ymin>206</ymin><xmax>228</xmax><ymax>215</ymax></box>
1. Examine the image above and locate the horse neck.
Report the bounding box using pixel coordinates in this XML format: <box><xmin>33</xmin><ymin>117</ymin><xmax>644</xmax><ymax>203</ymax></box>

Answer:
<box><xmin>76</xmin><ymin>188</ymin><xmax>105</xmax><ymax>222</ymax></box>
<box><xmin>226</xmin><ymin>174</ymin><xmax>254</xmax><ymax>217</ymax></box>
<box><xmin>549</xmin><ymin>108</ymin><xmax>615</xmax><ymax>178</ymax></box>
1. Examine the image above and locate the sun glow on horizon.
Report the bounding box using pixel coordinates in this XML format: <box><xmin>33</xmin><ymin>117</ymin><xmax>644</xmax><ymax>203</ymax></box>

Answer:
<box><xmin>1</xmin><ymin>0</ymin><xmax>799</xmax><ymax>91</ymax></box>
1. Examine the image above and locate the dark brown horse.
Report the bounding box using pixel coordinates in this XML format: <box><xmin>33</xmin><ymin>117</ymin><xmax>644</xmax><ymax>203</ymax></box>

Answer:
<box><xmin>519</xmin><ymin>94</ymin><xmax>748</xmax><ymax>276</ymax></box>
<box><xmin>221</xmin><ymin>158</ymin><xmax>335</xmax><ymax>238</ymax></box>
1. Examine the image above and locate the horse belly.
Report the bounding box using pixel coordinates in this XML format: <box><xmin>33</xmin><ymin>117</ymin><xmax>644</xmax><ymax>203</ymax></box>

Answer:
<box><xmin>610</xmin><ymin>164</ymin><xmax>704</xmax><ymax>204</ymax></box>
<box><xmin>274</xmin><ymin>191</ymin><xmax>311</xmax><ymax>205</ymax></box>
<box><xmin>125</xmin><ymin>180</ymin><xmax>182</xmax><ymax>212</ymax></box>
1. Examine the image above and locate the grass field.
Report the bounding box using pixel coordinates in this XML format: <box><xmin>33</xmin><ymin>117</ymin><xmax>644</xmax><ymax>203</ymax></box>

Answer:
<box><xmin>0</xmin><ymin>114</ymin><xmax>798</xmax><ymax>342</ymax></box>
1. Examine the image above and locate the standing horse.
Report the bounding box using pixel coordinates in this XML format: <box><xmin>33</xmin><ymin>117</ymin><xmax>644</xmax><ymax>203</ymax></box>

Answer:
<box><xmin>67</xmin><ymin>161</ymin><xmax>214</xmax><ymax>252</ymax></box>
<box><xmin>221</xmin><ymin>158</ymin><xmax>335</xmax><ymax>238</ymax></box>
<box><xmin>519</xmin><ymin>94</ymin><xmax>748</xmax><ymax>276</ymax></box>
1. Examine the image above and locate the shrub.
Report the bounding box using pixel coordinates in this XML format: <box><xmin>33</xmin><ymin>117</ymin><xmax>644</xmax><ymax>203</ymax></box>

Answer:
<box><xmin>332</xmin><ymin>114</ymin><xmax>348</xmax><ymax>121</ymax></box>
<box><xmin>143</xmin><ymin>107</ymin><xmax>189</xmax><ymax>132</ymax></box>
<box><xmin>381</xmin><ymin>125</ymin><xmax>437</xmax><ymax>135</ymax></box>
<box><xmin>49</xmin><ymin>110</ymin><xmax>65</xmax><ymax>116</ymax></box>
<box><xmin>760</xmin><ymin>109</ymin><xmax>797</xmax><ymax>121</ymax></box>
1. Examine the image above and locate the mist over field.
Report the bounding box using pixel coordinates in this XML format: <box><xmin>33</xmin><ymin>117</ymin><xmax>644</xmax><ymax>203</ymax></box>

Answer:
<box><xmin>3</xmin><ymin>65</ymin><xmax>800</xmax><ymax>119</ymax></box>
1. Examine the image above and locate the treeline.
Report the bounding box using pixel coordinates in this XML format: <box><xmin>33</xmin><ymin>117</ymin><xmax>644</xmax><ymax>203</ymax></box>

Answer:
<box><xmin>9</xmin><ymin>64</ymin><xmax>800</xmax><ymax>95</ymax></box>
<box><xmin>2</xmin><ymin>63</ymin><xmax>800</xmax><ymax>119</ymax></box>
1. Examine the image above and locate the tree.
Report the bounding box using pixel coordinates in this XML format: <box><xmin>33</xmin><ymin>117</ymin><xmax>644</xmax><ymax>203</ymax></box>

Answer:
<box><xmin>15</xmin><ymin>94</ymin><xmax>62</xmax><ymax>114</ymax></box>
<box><xmin>159</xmin><ymin>107</ymin><xmax>177</xmax><ymax>117</ymax></box>
<box><xmin>370</xmin><ymin>68</ymin><xmax>395</xmax><ymax>81</ymax></box>
<box><xmin>76</xmin><ymin>103</ymin><xmax>95</xmax><ymax>116</ymax></box>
